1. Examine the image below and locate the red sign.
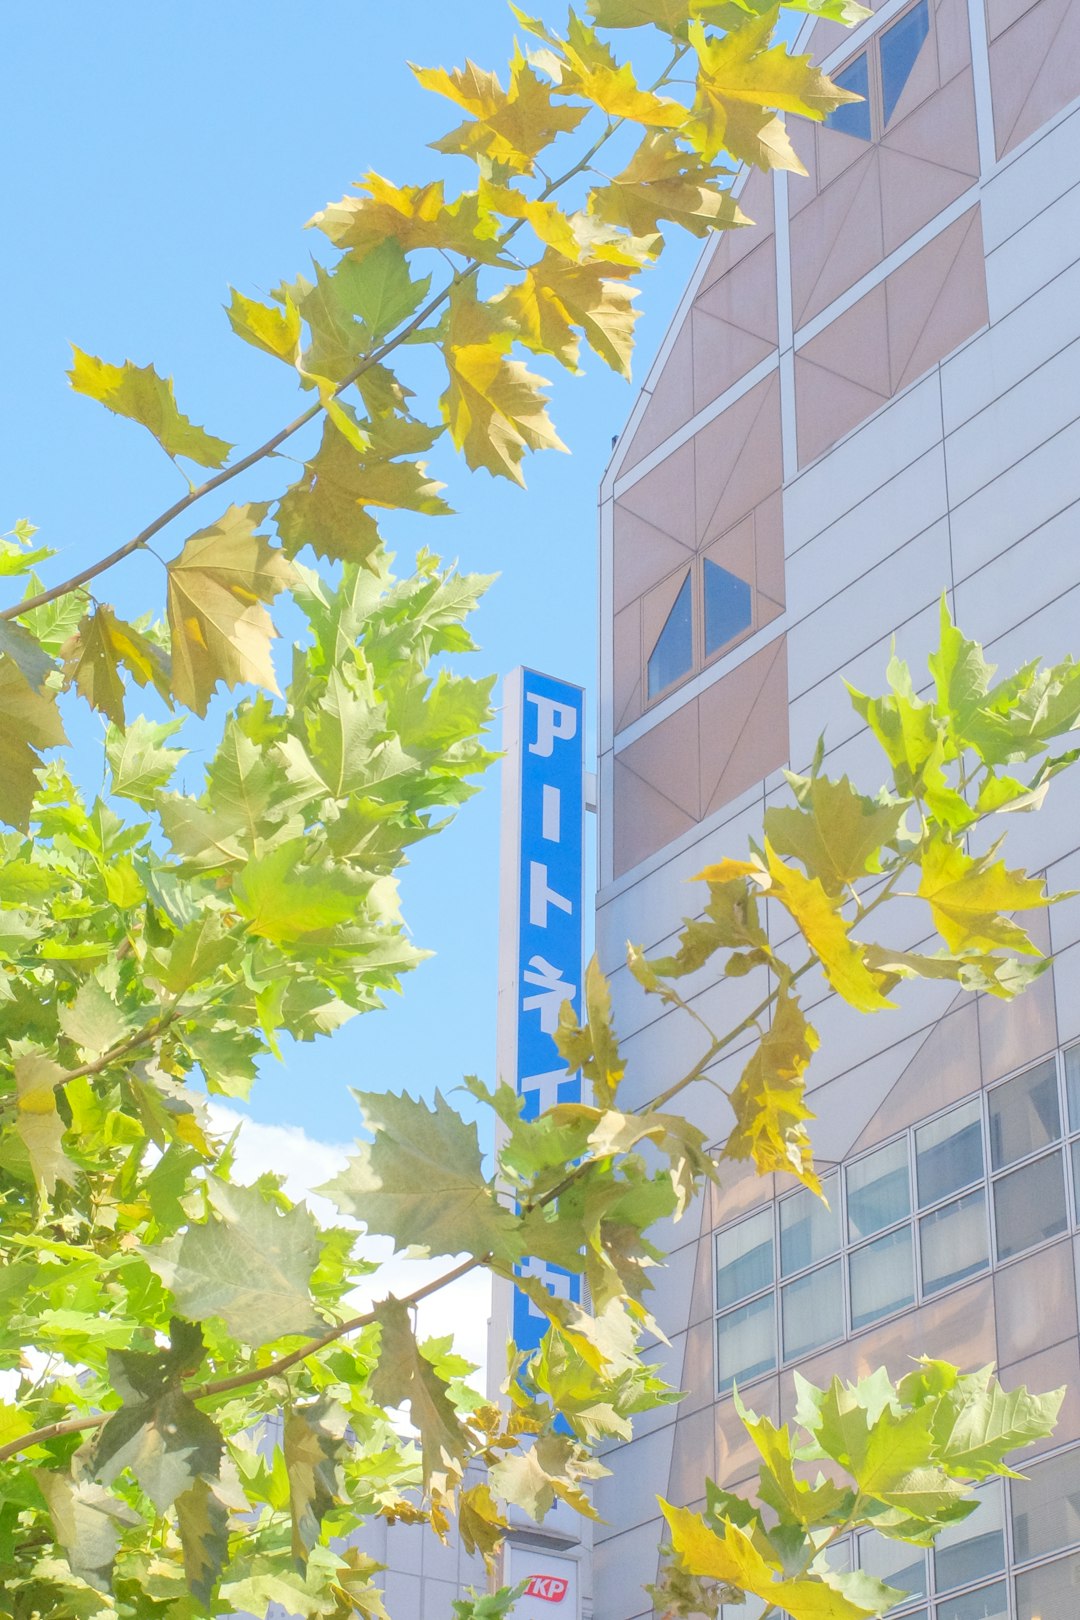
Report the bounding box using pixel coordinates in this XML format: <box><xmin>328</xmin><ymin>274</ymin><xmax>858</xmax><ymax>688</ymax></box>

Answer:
<box><xmin>524</xmin><ymin>1575</ymin><xmax>568</xmax><ymax>1603</ymax></box>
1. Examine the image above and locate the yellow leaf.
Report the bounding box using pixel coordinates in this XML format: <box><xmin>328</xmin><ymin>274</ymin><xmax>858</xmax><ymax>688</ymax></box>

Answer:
<box><xmin>765</xmin><ymin>844</ymin><xmax>894</xmax><ymax>1013</ymax></box>
<box><xmin>68</xmin><ymin>348</ymin><xmax>233</xmax><ymax>468</ymax></box>
<box><xmin>441</xmin><ymin>288</ymin><xmax>567</xmax><ymax>484</ymax></box>
<box><xmin>62</xmin><ymin>605</ymin><xmax>171</xmax><ymax>726</ymax></box>
<box><xmin>166</xmin><ymin>503</ymin><xmax>296</xmax><ymax>716</ymax></box>
<box><xmin>589</xmin><ymin>130</ymin><xmax>749</xmax><ymax>243</ymax></box>
<box><xmin>545</xmin><ymin>14</ymin><xmax>691</xmax><ymax>127</ymax></box>
<box><xmin>15</xmin><ymin>1051</ymin><xmax>76</xmax><ymax>1199</ymax></box>
<box><xmin>918</xmin><ymin>837</ymin><xmax>1051</xmax><ymax>956</ymax></box>
<box><xmin>496</xmin><ymin>250</ymin><xmax>639</xmax><ymax>376</ymax></box>
<box><xmin>276</xmin><ymin>417</ymin><xmax>450</xmax><ymax>566</ymax></box>
<box><xmin>415</xmin><ymin>46</ymin><xmax>588</xmax><ymax>175</ymax></box>
<box><xmin>0</xmin><ymin>655</ymin><xmax>67</xmax><ymax>830</ymax></box>
<box><xmin>694</xmin><ymin>855</ymin><xmax>767</xmax><ymax>887</ymax></box>
<box><xmin>309</xmin><ymin>173</ymin><xmax>504</xmax><ymax>264</ymax></box>
<box><xmin>724</xmin><ymin>976</ymin><xmax>819</xmax><ymax>1189</ymax></box>
<box><xmin>225</xmin><ymin>288</ymin><xmax>302</xmax><ymax>365</ymax></box>
<box><xmin>688</xmin><ymin>11</ymin><xmax>861</xmax><ymax>171</ymax></box>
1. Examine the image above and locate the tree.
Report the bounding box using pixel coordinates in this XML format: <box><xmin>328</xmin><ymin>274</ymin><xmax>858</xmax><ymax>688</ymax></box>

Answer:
<box><xmin>0</xmin><ymin>3</ymin><xmax>1074</xmax><ymax>1618</ymax></box>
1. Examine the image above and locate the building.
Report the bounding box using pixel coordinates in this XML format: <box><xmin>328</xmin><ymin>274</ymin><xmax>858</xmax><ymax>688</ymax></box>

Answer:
<box><xmin>592</xmin><ymin>1</ymin><xmax>1080</xmax><ymax>1617</ymax></box>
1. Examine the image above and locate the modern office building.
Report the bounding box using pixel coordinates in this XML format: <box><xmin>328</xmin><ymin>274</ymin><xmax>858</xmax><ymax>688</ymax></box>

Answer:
<box><xmin>592</xmin><ymin>1</ymin><xmax>1080</xmax><ymax>1617</ymax></box>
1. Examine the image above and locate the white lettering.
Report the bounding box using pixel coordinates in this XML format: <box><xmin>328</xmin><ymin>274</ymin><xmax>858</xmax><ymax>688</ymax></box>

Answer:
<box><xmin>527</xmin><ymin>694</ymin><xmax>578</xmax><ymax>758</ymax></box>
<box><xmin>529</xmin><ymin>861</ymin><xmax>573</xmax><ymax>928</ymax></box>
<box><xmin>541</xmin><ymin>783</ymin><xmax>561</xmax><ymax>843</ymax></box>
<box><xmin>520</xmin><ymin>1068</ymin><xmax>567</xmax><ymax>1113</ymax></box>
<box><xmin>522</xmin><ymin>956</ymin><xmax>576</xmax><ymax>1033</ymax></box>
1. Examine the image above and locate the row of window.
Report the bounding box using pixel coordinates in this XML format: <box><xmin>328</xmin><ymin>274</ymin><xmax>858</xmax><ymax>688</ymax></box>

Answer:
<box><xmin>825</xmin><ymin>0</ymin><xmax>931</xmax><ymax>142</ymax></box>
<box><xmin>717</xmin><ymin>1442</ymin><xmax>1080</xmax><ymax>1619</ymax></box>
<box><xmin>715</xmin><ymin>1047</ymin><xmax>1080</xmax><ymax>1393</ymax></box>
<box><xmin>647</xmin><ymin>558</ymin><xmax>754</xmax><ymax>701</ymax></box>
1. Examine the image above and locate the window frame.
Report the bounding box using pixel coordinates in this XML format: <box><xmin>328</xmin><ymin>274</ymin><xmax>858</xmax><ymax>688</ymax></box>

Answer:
<box><xmin>823</xmin><ymin>0</ymin><xmax>933</xmax><ymax>145</ymax></box>
<box><xmin>712</xmin><ymin>1042</ymin><xmax>1080</xmax><ymax>1399</ymax></box>
<box><xmin>641</xmin><ymin>542</ymin><xmax>760</xmax><ymax>710</ymax></box>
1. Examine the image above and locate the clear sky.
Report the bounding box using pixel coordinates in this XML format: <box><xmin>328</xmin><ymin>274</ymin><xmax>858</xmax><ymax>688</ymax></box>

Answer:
<box><xmin>1</xmin><ymin>2</ymin><xmax>704</xmax><ymax>1153</ymax></box>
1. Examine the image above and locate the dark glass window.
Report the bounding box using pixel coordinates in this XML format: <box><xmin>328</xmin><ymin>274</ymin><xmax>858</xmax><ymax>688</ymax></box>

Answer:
<box><xmin>647</xmin><ymin>572</ymin><xmax>693</xmax><ymax>699</ymax></box>
<box><xmin>703</xmin><ymin>559</ymin><xmax>752</xmax><ymax>657</ymax></box>
<box><xmin>825</xmin><ymin>53</ymin><xmax>872</xmax><ymax>140</ymax></box>
<box><xmin>988</xmin><ymin>1057</ymin><xmax>1060</xmax><ymax>1169</ymax></box>
<box><xmin>915</xmin><ymin>1099</ymin><xmax>983</xmax><ymax>1207</ymax></box>
<box><xmin>715</xmin><ymin>1210</ymin><xmax>773</xmax><ymax>1309</ymax></box>
<box><xmin>880</xmin><ymin>0</ymin><xmax>930</xmax><ymax>125</ymax></box>
<box><xmin>993</xmin><ymin>1151</ymin><xmax>1067</xmax><ymax>1260</ymax></box>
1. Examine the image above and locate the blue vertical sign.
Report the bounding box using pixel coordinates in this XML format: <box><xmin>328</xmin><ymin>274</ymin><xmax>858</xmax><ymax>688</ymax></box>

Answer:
<box><xmin>500</xmin><ymin>669</ymin><xmax>585</xmax><ymax>1360</ymax></box>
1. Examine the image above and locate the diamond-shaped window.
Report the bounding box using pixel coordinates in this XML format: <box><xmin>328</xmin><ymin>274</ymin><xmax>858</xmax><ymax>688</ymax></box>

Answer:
<box><xmin>647</xmin><ymin>572</ymin><xmax>693</xmax><ymax>700</ymax></box>
<box><xmin>824</xmin><ymin>52</ymin><xmax>872</xmax><ymax>141</ymax></box>
<box><xmin>881</xmin><ymin>0</ymin><xmax>930</xmax><ymax>125</ymax></box>
<box><xmin>704</xmin><ymin>559</ymin><xmax>752</xmax><ymax>658</ymax></box>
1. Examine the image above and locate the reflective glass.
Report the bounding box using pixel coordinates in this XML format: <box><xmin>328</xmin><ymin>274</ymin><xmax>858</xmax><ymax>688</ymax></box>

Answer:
<box><xmin>1066</xmin><ymin>1042</ymin><xmax>1080</xmax><ymax>1130</ymax></box>
<box><xmin>825</xmin><ymin>52</ymin><xmax>872</xmax><ymax>139</ymax></box>
<box><xmin>936</xmin><ymin>1583</ymin><xmax>1007</xmax><ymax>1620</ymax></box>
<box><xmin>993</xmin><ymin>1150</ymin><xmax>1067</xmax><ymax>1261</ymax></box>
<box><xmin>988</xmin><ymin>1057</ymin><xmax>1060</xmax><ymax>1169</ymax></box>
<box><xmin>858</xmin><ymin>1528</ymin><xmax>927</xmax><ymax>1600</ymax></box>
<box><xmin>1073</xmin><ymin>1137</ymin><xmax>1080</xmax><ymax>1212</ymax></box>
<box><xmin>779</xmin><ymin>1173</ymin><xmax>839</xmax><ymax>1276</ymax></box>
<box><xmin>703</xmin><ymin>558</ymin><xmax>752</xmax><ymax>657</ymax></box>
<box><xmin>716</xmin><ymin>1293</ymin><xmax>775</xmax><ymax>1391</ymax></box>
<box><xmin>716</xmin><ymin>1209</ymin><xmax>774</xmax><ymax>1310</ymax></box>
<box><xmin>934</xmin><ymin>1483</ymin><xmax>1005</xmax><ymax>1594</ymax></box>
<box><xmin>647</xmin><ymin>572</ymin><xmax>693</xmax><ymax>699</ymax></box>
<box><xmin>1016</xmin><ymin>1550</ymin><xmax>1080</xmax><ymax>1619</ymax></box>
<box><xmin>915</xmin><ymin>1099</ymin><xmax>983</xmax><ymax>1208</ymax></box>
<box><xmin>919</xmin><ymin>1188</ymin><xmax>989</xmax><ymax>1294</ymax></box>
<box><xmin>1011</xmin><ymin>1445</ymin><xmax>1080</xmax><ymax>1562</ymax></box>
<box><xmin>880</xmin><ymin>0</ymin><xmax>930</xmax><ymax>125</ymax></box>
<box><xmin>849</xmin><ymin>1226</ymin><xmax>915</xmax><ymax>1330</ymax></box>
<box><xmin>781</xmin><ymin>1259</ymin><xmax>843</xmax><ymax>1360</ymax></box>
<box><xmin>847</xmin><ymin>1138</ymin><xmax>911</xmax><ymax>1240</ymax></box>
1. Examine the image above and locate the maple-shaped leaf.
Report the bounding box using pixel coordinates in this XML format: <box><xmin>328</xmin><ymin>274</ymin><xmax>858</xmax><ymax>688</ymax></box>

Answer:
<box><xmin>144</xmin><ymin>1179</ymin><xmax>323</xmax><ymax>1347</ymax></box>
<box><xmin>553</xmin><ymin>956</ymin><xmax>624</xmax><ymax>1106</ymax></box>
<box><xmin>285</xmin><ymin>1396</ymin><xmax>349</xmax><ymax>1564</ymax></box>
<box><xmin>371</xmin><ymin>1296</ymin><xmax>472</xmax><ymax>1488</ymax></box>
<box><xmin>497</xmin><ymin>250</ymin><xmax>639</xmax><ymax>376</ymax></box>
<box><xmin>765</xmin><ymin>843</ymin><xmax>894</xmax><ymax>1013</ymax></box>
<box><xmin>14</xmin><ymin>1050</ymin><xmax>76</xmax><ymax>1199</ymax></box>
<box><xmin>415</xmin><ymin>46</ymin><xmax>588</xmax><ymax>175</ymax></box>
<box><xmin>277</xmin><ymin>417</ymin><xmax>449</xmax><ymax>567</ymax></box>
<box><xmin>36</xmin><ymin>1471</ymin><xmax>140</xmax><ymax>1589</ymax></box>
<box><xmin>176</xmin><ymin>1477</ymin><xmax>230</xmax><ymax>1604</ymax></box>
<box><xmin>765</xmin><ymin>774</ymin><xmax>906</xmax><ymax>894</ymax></box>
<box><xmin>724</xmin><ymin>977</ymin><xmax>819</xmax><ymax>1188</ymax></box>
<box><xmin>489</xmin><ymin>1431</ymin><xmax>604</xmax><ymax>1523</ymax></box>
<box><xmin>0</xmin><ymin>654</ymin><xmax>67</xmax><ymax>829</ymax></box>
<box><xmin>62</xmin><ymin>604</ymin><xmax>171</xmax><ymax>725</ymax></box>
<box><xmin>458</xmin><ymin>1482</ymin><xmax>510</xmax><ymax>1564</ymax></box>
<box><xmin>587</xmin><ymin>0</ymin><xmax>701</xmax><ymax>28</ymax></box>
<box><xmin>542</xmin><ymin>13</ymin><xmax>690</xmax><ymax>127</ymax></box>
<box><xmin>232</xmin><ymin>839</ymin><xmax>373</xmax><ymax>943</ymax></box>
<box><xmin>918</xmin><ymin>838</ymin><xmax>1051</xmax><ymax>956</ymax></box>
<box><xmin>105</xmin><ymin>715</ymin><xmax>187</xmax><ymax>806</ymax></box>
<box><xmin>688</xmin><ymin>11</ymin><xmax>860</xmax><ymax>172</ymax></box>
<box><xmin>589</xmin><ymin>130</ymin><xmax>748</xmax><ymax>243</ymax></box>
<box><xmin>310</xmin><ymin>173</ymin><xmax>505</xmax><ymax>263</ymax></box>
<box><xmin>321</xmin><ymin>1088</ymin><xmax>523</xmax><ymax>1262</ymax></box>
<box><xmin>88</xmin><ymin>1319</ymin><xmax>223</xmax><ymax>1513</ymax></box>
<box><xmin>166</xmin><ymin>502</ymin><xmax>296</xmax><ymax>716</ymax></box>
<box><xmin>441</xmin><ymin>287</ymin><xmax>566</xmax><ymax>484</ymax></box>
<box><xmin>226</xmin><ymin>286</ymin><xmax>302</xmax><ymax>365</ymax></box>
<box><xmin>0</xmin><ymin>615</ymin><xmax>55</xmax><ymax>690</ymax></box>
<box><xmin>68</xmin><ymin>347</ymin><xmax>233</xmax><ymax>467</ymax></box>
<box><xmin>58</xmin><ymin>976</ymin><xmax>134</xmax><ymax>1059</ymax></box>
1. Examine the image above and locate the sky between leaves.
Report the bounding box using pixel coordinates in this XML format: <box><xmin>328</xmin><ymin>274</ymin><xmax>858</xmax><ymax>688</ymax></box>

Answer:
<box><xmin>0</xmin><ymin>1</ymin><xmax>711</xmax><ymax>1151</ymax></box>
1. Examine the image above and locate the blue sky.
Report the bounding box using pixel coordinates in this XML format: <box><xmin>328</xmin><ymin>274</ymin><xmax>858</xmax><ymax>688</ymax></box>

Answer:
<box><xmin>1</xmin><ymin>2</ymin><xmax>705</xmax><ymax>1149</ymax></box>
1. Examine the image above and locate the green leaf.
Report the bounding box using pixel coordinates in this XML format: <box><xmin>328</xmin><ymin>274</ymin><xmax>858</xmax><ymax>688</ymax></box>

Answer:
<box><xmin>58</xmin><ymin>977</ymin><xmax>135</xmax><ymax>1060</ymax></box>
<box><xmin>63</xmin><ymin>604</ymin><xmax>172</xmax><ymax>725</ymax></box>
<box><xmin>723</xmin><ymin>974</ymin><xmax>819</xmax><ymax>1188</ymax></box>
<box><xmin>765</xmin><ymin>775</ymin><xmax>905</xmax><ymax>893</ymax></box>
<box><xmin>371</xmin><ymin>1296</ymin><xmax>471</xmax><ymax>1488</ymax></box>
<box><xmin>554</xmin><ymin>955</ymin><xmax>624</xmax><ymax>1106</ymax></box>
<box><xmin>14</xmin><ymin>1050</ymin><xmax>76</xmax><ymax>1198</ymax></box>
<box><xmin>36</xmin><ymin>1471</ymin><xmax>139</xmax><ymax>1590</ymax></box>
<box><xmin>88</xmin><ymin>1321</ymin><xmax>223</xmax><ymax>1512</ymax></box>
<box><xmin>918</xmin><ymin>838</ymin><xmax>1051</xmax><ymax>956</ymax></box>
<box><xmin>106</xmin><ymin>715</ymin><xmax>187</xmax><ymax>806</ymax></box>
<box><xmin>68</xmin><ymin>347</ymin><xmax>233</xmax><ymax>467</ymax></box>
<box><xmin>176</xmin><ymin>1477</ymin><xmax>230</xmax><ymax>1604</ymax></box>
<box><xmin>932</xmin><ymin>1375</ymin><xmax>1064</xmax><ymax>1478</ymax></box>
<box><xmin>489</xmin><ymin>1431</ymin><xmax>604</xmax><ymax>1522</ymax></box>
<box><xmin>0</xmin><ymin>616</ymin><xmax>55</xmax><ymax>691</ymax></box>
<box><xmin>232</xmin><ymin>839</ymin><xmax>371</xmax><ymax>943</ymax></box>
<box><xmin>322</xmin><ymin>1089</ymin><xmax>522</xmax><ymax>1261</ymax></box>
<box><xmin>144</xmin><ymin>1180</ymin><xmax>323</xmax><ymax>1346</ymax></box>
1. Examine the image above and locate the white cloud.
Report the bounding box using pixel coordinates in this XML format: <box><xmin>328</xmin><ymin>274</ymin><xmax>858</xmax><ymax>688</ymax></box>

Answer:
<box><xmin>208</xmin><ymin>1105</ymin><xmax>493</xmax><ymax>1386</ymax></box>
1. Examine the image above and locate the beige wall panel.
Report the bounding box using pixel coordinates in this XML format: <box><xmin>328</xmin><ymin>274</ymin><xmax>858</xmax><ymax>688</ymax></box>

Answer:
<box><xmin>989</xmin><ymin>0</ymin><xmax>1080</xmax><ymax>156</ymax></box>
<box><xmin>612</xmin><ymin>505</ymin><xmax>692</xmax><ymax>616</ymax></box>
<box><xmin>978</xmin><ymin>966</ymin><xmax>1058</xmax><ymax>1085</ymax></box>
<box><xmin>754</xmin><ymin>491</ymin><xmax>786</xmax><ymax>609</ymax></box>
<box><xmin>694</xmin><ymin>373</ymin><xmax>783</xmax><ymax>547</ymax></box>
<box><xmin>698</xmin><ymin>638</ymin><xmax>789</xmax><ymax>819</ymax></box>
<box><xmin>619</xmin><ymin>694</ymin><xmax>701</xmax><ymax>821</ymax></box>
<box><xmin>803</xmin><ymin>279</ymin><xmax>893</xmax><ymax>394</ymax></box>
<box><xmin>690</xmin><ymin>308</ymin><xmax>775</xmax><ymax>418</ymax></box>
<box><xmin>642</xmin><ymin>565</ymin><xmax>693</xmax><ymax>673</ymax></box>
<box><xmin>667</xmin><ymin>1407</ymin><xmax>718</xmax><ymax>1507</ymax></box>
<box><xmin>716</xmin><ymin>1375</ymin><xmax>781</xmax><ymax>1484</ymax></box>
<box><xmin>617</xmin><ymin>439</ymin><xmax>697</xmax><ymax>547</ymax></box>
<box><xmin>680</xmin><ymin>1317</ymin><xmax>720</xmax><ymax>1416</ymax></box>
<box><xmin>709</xmin><ymin>1158</ymin><xmax>778</xmax><ymax>1226</ymax></box>
<box><xmin>995</xmin><ymin>1240</ymin><xmax>1078</xmax><ymax>1368</ymax></box>
<box><xmin>621</xmin><ymin>322</ymin><xmax>695</xmax><ymax>472</ymax></box>
<box><xmin>795</xmin><ymin>355</ymin><xmax>892</xmax><ymax>469</ymax></box>
<box><xmin>613</xmin><ymin>757</ymin><xmax>698</xmax><ymax>877</ymax></box>
<box><xmin>698</xmin><ymin>168</ymin><xmax>776</xmax><ymax>292</ymax></box>
<box><xmin>790</xmin><ymin>150</ymin><xmax>884</xmax><ymax>328</ymax></box>
<box><xmin>886</xmin><ymin>206</ymin><xmax>988</xmax><ymax>393</ymax></box>
<box><xmin>613</xmin><ymin>601</ymin><xmax>644</xmax><ymax>733</ymax></box>
<box><xmin>849</xmin><ymin>1001</ymin><xmax>981</xmax><ymax>1153</ymax></box>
